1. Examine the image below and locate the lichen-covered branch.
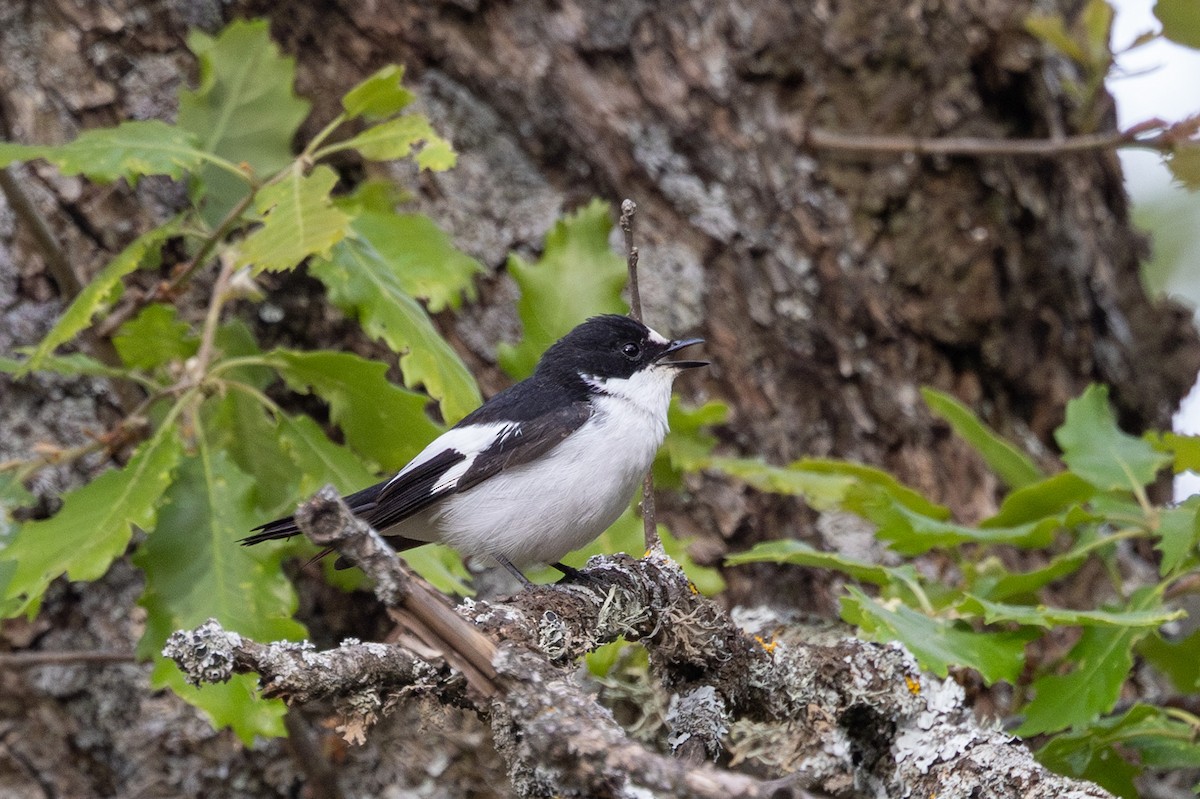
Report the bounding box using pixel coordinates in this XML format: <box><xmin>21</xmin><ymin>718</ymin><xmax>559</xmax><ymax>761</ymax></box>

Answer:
<box><xmin>164</xmin><ymin>487</ymin><xmax>1111</xmax><ymax>798</ymax></box>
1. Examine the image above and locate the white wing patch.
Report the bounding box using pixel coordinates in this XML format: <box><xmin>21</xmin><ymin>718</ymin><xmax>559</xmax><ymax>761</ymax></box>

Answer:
<box><xmin>385</xmin><ymin>421</ymin><xmax>513</xmax><ymax>493</ymax></box>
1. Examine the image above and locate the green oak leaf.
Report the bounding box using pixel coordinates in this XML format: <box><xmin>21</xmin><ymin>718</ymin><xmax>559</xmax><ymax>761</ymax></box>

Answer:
<box><xmin>841</xmin><ymin>587</ymin><xmax>1028</xmax><ymax>684</ymax></box>
<box><xmin>1154</xmin><ymin>497</ymin><xmax>1200</xmax><ymax>576</ymax></box>
<box><xmin>1</xmin><ymin>426</ymin><xmax>182</xmax><ymax>617</ymax></box>
<box><xmin>179</xmin><ymin>18</ymin><xmax>310</xmax><ymax>226</ymax></box>
<box><xmin>982</xmin><ymin>472</ymin><xmax>1096</xmax><ymax>527</ymax></box>
<box><xmin>342</xmin><ymin>65</ymin><xmax>415</xmax><ymax>119</ymax></box>
<box><xmin>343</xmin><ymin>210</ymin><xmax>481</xmax><ymax>312</ymax></box>
<box><xmin>1054</xmin><ymin>385</ymin><xmax>1170</xmax><ymax>491</ymax></box>
<box><xmin>135</xmin><ymin>445</ymin><xmax>305</xmax><ymax>743</ymax></box>
<box><xmin>1138</xmin><ymin>628</ymin><xmax>1200</xmax><ymax>694</ymax></box>
<box><xmin>113</xmin><ymin>303</ymin><xmax>199</xmax><ymax>370</ymax></box>
<box><xmin>727</xmin><ymin>539</ymin><xmax>903</xmax><ymax>587</ymax></box>
<box><xmin>954</xmin><ymin>595</ymin><xmax>1182</xmax><ymax>629</ymax></box>
<box><xmin>237</xmin><ymin>165</ymin><xmax>351</xmax><ymax>273</ymax></box>
<box><xmin>264</xmin><ymin>349</ymin><xmax>440</xmax><ymax>472</ymax></box>
<box><xmin>499</xmin><ymin>200</ymin><xmax>628</xmax><ymax>378</ymax></box>
<box><xmin>1155</xmin><ymin>0</ymin><xmax>1200</xmax><ymax>47</ymax></box>
<box><xmin>337</xmin><ymin>115</ymin><xmax>456</xmax><ymax>170</ymax></box>
<box><xmin>1016</xmin><ymin>589</ymin><xmax>1159</xmax><ymax>736</ymax></box>
<box><xmin>310</xmin><ymin>218</ymin><xmax>482</xmax><ymax>423</ymax></box>
<box><xmin>921</xmin><ymin>387</ymin><xmax>1043</xmax><ymax>488</ymax></box>
<box><xmin>19</xmin><ymin>222</ymin><xmax>177</xmax><ymax>374</ymax></box>
<box><xmin>0</xmin><ymin>120</ymin><xmax>205</xmax><ymax>184</ymax></box>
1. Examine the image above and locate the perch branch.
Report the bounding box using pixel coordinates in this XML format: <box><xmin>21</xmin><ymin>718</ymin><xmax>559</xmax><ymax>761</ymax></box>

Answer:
<box><xmin>164</xmin><ymin>487</ymin><xmax>1113</xmax><ymax>798</ymax></box>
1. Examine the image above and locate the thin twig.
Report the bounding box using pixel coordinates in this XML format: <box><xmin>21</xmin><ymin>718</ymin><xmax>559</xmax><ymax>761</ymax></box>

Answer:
<box><xmin>619</xmin><ymin>199</ymin><xmax>662</xmax><ymax>554</ymax></box>
<box><xmin>802</xmin><ymin>116</ymin><xmax>1196</xmax><ymax>158</ymax></box>
<box><xmin>0</xmin><ymin>650</ymin><xmax>136</xmax><ymax>667</ymax></box>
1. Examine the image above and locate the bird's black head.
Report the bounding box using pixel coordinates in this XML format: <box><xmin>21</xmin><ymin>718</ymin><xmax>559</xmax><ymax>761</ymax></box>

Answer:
<box><xmin>535</xmin><ymin>314</ymin><xmax>707</xmax><ymax>383</ymax></box>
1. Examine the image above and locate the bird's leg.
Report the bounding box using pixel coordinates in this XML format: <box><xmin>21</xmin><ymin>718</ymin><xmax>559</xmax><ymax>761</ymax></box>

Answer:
<box><xmin>494</xmin><ymin>555</ymin><xmax>536</xmax><ymax>589</ymax></box>
<box><xmin>551</xmin><ymin>561</ymin><xmax>604</xmax><ymax>587</ymax></box>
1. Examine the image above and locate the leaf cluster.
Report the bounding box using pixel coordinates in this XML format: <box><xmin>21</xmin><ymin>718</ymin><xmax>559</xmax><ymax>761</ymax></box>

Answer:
<box><xmin>718</xmin><ymin>384</ymin><xmax>1200</xmax><ymax>796</ymax></box>
<box><xmin>0</xmin><ymin>20</ymin><xmax>481</xmax><ymax>741</ymax></box>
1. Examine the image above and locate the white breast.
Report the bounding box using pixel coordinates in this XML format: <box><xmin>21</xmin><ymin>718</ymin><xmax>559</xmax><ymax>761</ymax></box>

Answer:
<box><xmin>429</xmin><ymin>365</ymin><xmax>676</xmax><ymax>566</ymax></box>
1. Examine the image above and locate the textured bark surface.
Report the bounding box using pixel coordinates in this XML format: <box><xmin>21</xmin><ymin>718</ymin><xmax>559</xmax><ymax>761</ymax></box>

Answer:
<box><xmin>1</xmin><ymin>0</ymin><xmax>1197</xmax><ymax>796</ymax></box>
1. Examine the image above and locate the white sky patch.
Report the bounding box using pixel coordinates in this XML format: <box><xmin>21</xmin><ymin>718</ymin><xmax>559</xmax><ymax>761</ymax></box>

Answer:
<box><xmin>1108</xmin><ymin>0</ymin><xmax>1200</xmax><ymax>499</ymax></box>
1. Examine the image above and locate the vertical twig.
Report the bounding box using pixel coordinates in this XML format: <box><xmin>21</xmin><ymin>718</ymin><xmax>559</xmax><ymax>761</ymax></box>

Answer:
<box><xmin>619</xmin><ymin>199</ymin><xmax>663</xmax><ymax>554</ymax></box>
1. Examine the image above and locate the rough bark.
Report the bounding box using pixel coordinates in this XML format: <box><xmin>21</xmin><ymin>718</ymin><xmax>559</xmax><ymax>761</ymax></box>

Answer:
<box><xmin>1</xmin><ymin>0</ymin><xmax>1196</xmax><ymax>796</ymax></box>
<box><xmin>163</xmin><ymin>488</ymin><xmax>1111</xmax><ymax>799</ymax></box>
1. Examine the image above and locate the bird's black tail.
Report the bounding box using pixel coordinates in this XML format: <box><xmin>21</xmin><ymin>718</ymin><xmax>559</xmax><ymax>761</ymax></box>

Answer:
<box><xmin>240</xmin><ymin>482</ymin><xmax>386</xmax><ymax>547</ymax></box>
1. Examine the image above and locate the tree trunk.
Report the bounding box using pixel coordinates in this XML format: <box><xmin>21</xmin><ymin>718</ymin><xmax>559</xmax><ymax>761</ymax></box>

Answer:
<box><xmin>1</xmin><ymin>0</ymin><xmax>1195</xmax><ymax>796</ymax></box>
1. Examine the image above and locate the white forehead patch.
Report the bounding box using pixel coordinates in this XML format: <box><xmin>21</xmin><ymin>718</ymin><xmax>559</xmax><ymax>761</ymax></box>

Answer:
<box><xmin>646</xmin><ymin>326</ymin><xmax>670</xmax><ymax>346</ymax></box>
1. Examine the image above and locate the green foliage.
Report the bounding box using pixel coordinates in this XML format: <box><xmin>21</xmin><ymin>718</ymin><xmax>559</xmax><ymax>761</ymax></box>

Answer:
<box><xmin>0</xmin><ymin>121</ymin><xmax>206</xmax><ymax>183</ymax></box>
<box><xmin>1038</xmin><ymin>704</ymin><xmax>1200</xmax><ymax>798</ymax></box>
<box><xmin>237</xmin><ymin>165</ymin><xmax>352</xmax><ymax>273</ymax></box>
<box><xmin>721</xmin><ymin>383</ymin><xmax>1199</xmax><ymax>790</ymax></box>
<box><xmin>498</xmin><ymin>199</ymin><xmax>628</xmax><ymax>378</ymax></box>
<box><xmin>179</xmin><ymin>19</ymin><xmax>309</xmax><ymax>225</ymax></box>
<box><xmin>1</xmin><ymin>16</ymin><xmax>721</xmax><ymax>743</ymax></box>
<box><xmin>1155</xmin><ymin>0</ymin><xmax>1200</xmax><ymax>48</ymax></box>
<box><xmin>921</xmin><ymin>387</ymin><xmax>1043</xmax><ymax>488</ymax></box>
<box><xmin>0</xmin><ymin>18</ymin><xmax>481</xmax><ymax>739</ymax></box>
<box><xmin>18</xmin><ymin>222</ymin><xmax>177</xmax><ymax>374</ymax></box>
<box><xmin>1054</xmin><ymin>384</ymin><xmax>1171</xmax><ymax>490</ymax></box>
<box><xmin>1</xmin><ymin>425</ymin><xmax>183</xmax><ymax>618</ymax></box>
<box><xmin>310</xmin><ymin>209</ymin><xmax>482</xmax><ymax>423</ymax></box>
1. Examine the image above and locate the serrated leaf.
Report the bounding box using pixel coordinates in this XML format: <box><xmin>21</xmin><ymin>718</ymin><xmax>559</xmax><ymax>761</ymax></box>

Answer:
<box><xmin>1054</xmin><ymin>385</ymin><xmax>1170</xmax><ymax>491</ymax></box>
<box><xmin>277</xmin><ymin>413</ymin><xmax>377</xmax><ymax>496</ymax></box>
<box><xmin>342</xmin><ymin>65</ymin><xmax>415</xmax><ymax>119</ymax></box>
<box><xmin>310</xmin><ymin>220</ymin><xmax>481</xmax><ymax>423</ymax></box>
<box><xmin>347</xmin><ymin>210</ymin><xmax>480</xmax><ymax>312</ymax></box>
<box><xmin>841</xmin><ymin>587</ymin><xmax>1028</xmax><ymax>684</ymax></box>
<box><xmin>179</xmin><ymin>18</ymin><xmax>310</xmax><ymax>226</ymax></box>
<box><xmin>1037</xmin><ymin>704</ymin><xmax>1200</xmax><ymax>799</ymax></box>
<box><xmin>726</xmin><ymin>539</ymin><xmax>900</xmax><ymax>586</ymax></box>
<box><xmin>1155</xmin><ymin>0</ymin><xmax>1200</xmax><ymax>47</ymax></box>
<box><xmin>264</xmin><ymin>349</ymin><xmax>440</xmax><ymax>472</ymax></box>
<box><xmin>1138</xmin><ymin>629</ymin><xmax>1200</xmax><ymax>693</ymax></box>
<box><xmin>337</xmin><ymin>115</ymin><xmax>456</xmax><ymax>170</ymax></box>
<box><xmin>498</xmin><ymin>200</ymin><xmax>628</xmax><ymax>378</ymax></box>
<box><xmin>866</xmin><ymin>495</ymin><xmax>1058</xmax><ymax>555</ymax></box>
<box><xmin>0</xmin><ymin>426</ymin><xmax>182</xmax><ymax>617</ymax></box>
<box><xmin>796</xmin><ymin>459</ymin><xmax>951</xmax><ymax>519</ymax></box>
<box><xmin>1017</xmin><ymin>589</ymin><xmax>1158</xmax><ymax>735</ymax></box>
<box><xmin>238</xmin><ymin>165</ymin><xmax>351</xmax><ymax>273</ymax></box>
<box><xmin>1167</xmin><ymin>143</ymin><xmax>1200</xmax><ymax>190</ymax></box>
<box><xmin>706</xmin><ymin>456</ymin><xmax>857</xmax><ymax>510</ymax></box>
<box><xmin>656</xmin><ymin>398</ymin><xmax>728</xmax><ymax>487</ymax></box>
<box><xmin>955</xmin><ymin>595</ymin><xmax>1183</xmax><ymax>628</ymax></box>
<box><xmin>201</xmin><ymin>391</ymin><xmax>301</xmax><ymax>517</ymax></box>
<box><xmin>921</xmin><ymin>387</ymin><xmax>1043</xmax><ymax>488</ymax></box>
<box><xmin>152</xmin><ymin>664</ymin><xmax>288</xmax><ymax>746</ymax></box>
<box><xmin>1154</xmin><ymin>497</ymin><xmax>1200</xmax><ymax>575</ymax></box>
<box><xmin>983</xmin><ymin>472</ymin><xmax>1096</xmax><ymax>527</ymax></box>
<box><xmin>1152</xmin><ymin>431</ymin><xmax>1200</xmax><ymax>472</ymax></box>
<box><xmin>135</xmin><ymin>445</ymin><xmax>304</xmax><ymax>742</ymax></box>
<box><xmin>113</xmin><ymin>304</ymin><xmax>199</xmax><ymax>370</ymax></box>
<box><xmin>0</xmin><ymin>352</ymin><xmax>133</xmax><ymax>380</ymax></box>
<box><xmin>969</xmin><ymin>527</ymin><xmax>1113</xmax><ymax>600</ymax></box>
<box><xmin>19</xmin><ymin>222</ymin><xmax>176</xmax><ymax>374</ymax></box>
<box><xmin>0</xmin><ymin>120</ymin><xmax>206</xmax><ymax>183</ymax></box>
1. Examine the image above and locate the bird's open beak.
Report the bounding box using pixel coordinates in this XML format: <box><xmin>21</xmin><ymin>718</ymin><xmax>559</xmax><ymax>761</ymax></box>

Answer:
<box><xmin>657</xmin><ymin>337</ymin><xmax>708</xmax><ymax>369</ymax></box>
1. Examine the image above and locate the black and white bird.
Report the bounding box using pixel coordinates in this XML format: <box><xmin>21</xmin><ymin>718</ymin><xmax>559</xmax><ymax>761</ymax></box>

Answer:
<box><xmin>243</xmin><ymin>314</ymin><xmax>706</xmax><ymax>582</ymax></box>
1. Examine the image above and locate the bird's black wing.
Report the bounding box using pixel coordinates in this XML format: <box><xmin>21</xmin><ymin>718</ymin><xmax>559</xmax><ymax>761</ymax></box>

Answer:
<box><xmin>453</xmin><ymin>400</ymin><xmax>593</xmax><ymax>493</ymax></box>
<box><xmin>241</xmin><ymin>447</ymin><xmax>466</xmax><ymax>546</ymax></box>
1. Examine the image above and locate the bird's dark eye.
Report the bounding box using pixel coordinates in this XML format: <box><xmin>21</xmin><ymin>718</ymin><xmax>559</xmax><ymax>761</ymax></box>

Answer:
<box><xmin>621</xmin><ymin>342</ymin><xmax>641</xmax><ymax>360</ymax></box>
